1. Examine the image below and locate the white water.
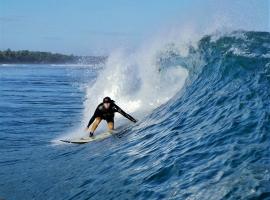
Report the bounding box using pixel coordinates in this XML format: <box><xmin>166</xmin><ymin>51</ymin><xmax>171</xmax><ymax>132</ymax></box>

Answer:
<box><xmin>55</xmin><ymin>40</ymin><xmax>189</xmax><ymax>142</ymax></box>
<box><xmin>55</xmin><ymin>19</ymin><xmax>242</xmax><ymax>142</ymax></box>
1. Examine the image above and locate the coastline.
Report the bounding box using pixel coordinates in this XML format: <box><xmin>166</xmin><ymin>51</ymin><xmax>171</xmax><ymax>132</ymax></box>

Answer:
<box><xmin>0</xmin><ymin>49</ymin><xmax>107</xmax><ymax>65</ymax></box>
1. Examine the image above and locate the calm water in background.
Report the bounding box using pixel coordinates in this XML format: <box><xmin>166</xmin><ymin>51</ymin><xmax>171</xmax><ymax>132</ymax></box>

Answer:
<box><xmin>1</xmin><ymin>31</ymin><xmax>270</xmax><ymax>200</ymax></box>
<box><xmin>0</xmin><ymin>65</ymin><xmax>98</xmax><ymax>199</ymax></box>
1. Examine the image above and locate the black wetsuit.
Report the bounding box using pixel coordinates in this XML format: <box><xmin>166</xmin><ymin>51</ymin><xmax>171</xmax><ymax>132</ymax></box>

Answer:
<box><xmin>87</xmin><ymin>102</ymin><xmax>136</xmax><ymax>128</ymax></box>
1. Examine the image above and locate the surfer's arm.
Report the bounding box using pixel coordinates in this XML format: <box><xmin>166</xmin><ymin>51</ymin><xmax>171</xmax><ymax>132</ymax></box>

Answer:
<box><xmin>87</xmin><ymin>115</ymin><xmax>96</xmax><ymax>128</ymax></box>
<box><xmin>87</xmin><ymin>107</ymin><xmax>100</xmax><ymax>128</ymax></box>
<box><xmin>114</xmin><ymin>104</ymin><xmax>137</xmax><ymax>123</ymax></box>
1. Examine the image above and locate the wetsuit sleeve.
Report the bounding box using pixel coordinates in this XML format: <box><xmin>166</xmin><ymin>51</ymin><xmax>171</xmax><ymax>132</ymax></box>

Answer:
<box><xmin>113</xmin><ymin>104</ymin><xmax>137</xmax><ymax>123</ymax></box>
<box><xmin>87</xmin><ymin>106</ymin><xmax>101</xmax><ymax>128</ymax></box>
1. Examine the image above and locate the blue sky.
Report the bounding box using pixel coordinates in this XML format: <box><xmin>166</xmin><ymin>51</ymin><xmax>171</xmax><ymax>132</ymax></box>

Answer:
<box><xmin>0</xmin><ymin>0</ymin><xmax>269</xmax><ymax>55</ymax></box>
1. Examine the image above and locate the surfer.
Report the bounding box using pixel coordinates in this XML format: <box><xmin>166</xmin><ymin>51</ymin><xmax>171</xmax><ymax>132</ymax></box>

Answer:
<box><xmin>86</xmin><ymin>97</ymin><xmax>137</xmax><ymax>137</ymax></box>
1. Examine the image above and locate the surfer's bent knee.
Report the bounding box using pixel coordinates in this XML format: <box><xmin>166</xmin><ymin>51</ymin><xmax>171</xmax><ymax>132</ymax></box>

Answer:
<box><xmin>107</xmin><ymin>122</ymin><xmax>114</xmax><ymax>130</ymax></box>
<box><xmin>90</xmin><ymin>117</ymin><xmax>102</xmax><ymax>132</ymax></box>
<box><xmin>95</xmin><ymin>117</ymin><xmax>102</xmax><ymax>123</ymax></box>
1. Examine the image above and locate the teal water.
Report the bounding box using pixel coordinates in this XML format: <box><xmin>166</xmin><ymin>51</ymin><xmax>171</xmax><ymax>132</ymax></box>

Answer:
<box><xmin>0</xmin><ymin>31</ymin><xmax>270</xmax><ymax>200</ymax></box>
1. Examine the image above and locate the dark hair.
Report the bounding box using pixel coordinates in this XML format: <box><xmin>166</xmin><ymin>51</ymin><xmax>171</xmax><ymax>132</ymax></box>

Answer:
<box><xmin>103</xmin><ymin>96</ymin><xmax>114</xmax><ymax>103</ymax></box>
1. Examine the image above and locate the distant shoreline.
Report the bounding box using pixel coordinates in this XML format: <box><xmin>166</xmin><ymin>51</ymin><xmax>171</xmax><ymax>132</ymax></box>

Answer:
<box><xmin>0</xmin><ymin>49</ymin><xmax>107</xmax><ymax>65</ymax></box>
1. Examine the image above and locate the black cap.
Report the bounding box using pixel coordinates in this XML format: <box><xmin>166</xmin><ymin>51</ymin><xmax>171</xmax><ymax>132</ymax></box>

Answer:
<box><xmin>103</xmin><ymin>96</ymin><xmax>112</xmax><ymax>103</ymax></box>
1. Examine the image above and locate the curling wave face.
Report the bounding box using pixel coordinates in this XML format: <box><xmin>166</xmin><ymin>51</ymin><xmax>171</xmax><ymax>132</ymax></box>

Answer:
<box><xmin>123</xmin><ymin>31</ymin><xmax>270</xmax><ymax>199</ymax></box>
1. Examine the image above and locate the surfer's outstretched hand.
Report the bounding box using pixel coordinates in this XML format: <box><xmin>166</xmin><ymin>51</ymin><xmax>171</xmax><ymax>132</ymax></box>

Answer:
<box><xmin>132</xmin><ymin>118</ymin><xmax>138</xmax><ymax>123</ymax></box>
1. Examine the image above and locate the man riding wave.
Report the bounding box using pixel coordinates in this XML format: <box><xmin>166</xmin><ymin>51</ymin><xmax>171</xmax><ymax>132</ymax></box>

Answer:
<box><xmin>86</xmin><ymin>97</ymin><xmax>137</xmax><ymax>137</ymax></box>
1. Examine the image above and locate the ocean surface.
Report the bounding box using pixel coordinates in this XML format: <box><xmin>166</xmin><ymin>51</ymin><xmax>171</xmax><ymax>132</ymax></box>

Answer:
<box><xmin>0</xmin><ymin>31</ymin><xmax>270</xmax><ymax>200</ymax></box>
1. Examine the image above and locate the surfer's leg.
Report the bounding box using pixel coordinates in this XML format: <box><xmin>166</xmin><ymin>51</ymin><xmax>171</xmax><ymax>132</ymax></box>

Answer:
<box><xmin>90</xmin><ymin>117</ymin><xmax>102</xmax><ymax>133</ymax></box>
<box><xmin>105</xmin><ymin>117</ymin><xmax>114</xmax><ymax>131</ymax></box>
<box><xmin>107</xmin><ymin>122</ymin><xmax>114</xmax><ymax>130</ymax></box>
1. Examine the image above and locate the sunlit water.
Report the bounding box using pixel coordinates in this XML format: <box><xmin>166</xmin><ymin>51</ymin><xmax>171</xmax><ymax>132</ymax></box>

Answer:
<box><xmin>1</xmin><ymin>31</ymin><xmax>270</xmax><ymax>200</ymax></box>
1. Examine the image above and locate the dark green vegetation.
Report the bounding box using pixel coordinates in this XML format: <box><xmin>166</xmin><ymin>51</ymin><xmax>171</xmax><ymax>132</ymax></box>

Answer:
<box><xmin>0</xmin><ymin>49</ymin><xmax>106</xmax><ymax>64</ymax></box>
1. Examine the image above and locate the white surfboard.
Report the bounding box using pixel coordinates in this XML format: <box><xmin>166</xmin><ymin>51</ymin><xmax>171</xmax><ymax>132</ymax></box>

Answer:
<box><xmin>60</xmin><ymin>123</ymin><xmax>132</xmax><ymax>144</ymax></box>
<box><xmin>60</xmin><ymin>126</ymin><xmax>126</xmax><ymax>144</ymax></box>
<box><xmin>60</xmin><ymin>130</ymin><xmax>117</xmax><ymax>144</ymax></box>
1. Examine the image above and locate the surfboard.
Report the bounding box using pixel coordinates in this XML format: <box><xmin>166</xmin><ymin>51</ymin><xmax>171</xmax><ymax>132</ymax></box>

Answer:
<box><xmin>60</xmin><ymin>130</ymin><xmax>117</xmax><ymax>144</ymax></box>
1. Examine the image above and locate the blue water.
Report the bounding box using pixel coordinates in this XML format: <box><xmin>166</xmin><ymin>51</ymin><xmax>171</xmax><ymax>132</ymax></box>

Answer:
<box><xmin>1</xmin><ymin>31</ymin><xmax>270</xmax><ymax>200</ymax></box>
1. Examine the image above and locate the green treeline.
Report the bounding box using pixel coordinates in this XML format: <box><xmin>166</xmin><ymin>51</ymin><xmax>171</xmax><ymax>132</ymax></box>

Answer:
<box><xmin>0</xmin><ymin>49</ymin><xmax>106</xmax><ymax>64</ymax></box>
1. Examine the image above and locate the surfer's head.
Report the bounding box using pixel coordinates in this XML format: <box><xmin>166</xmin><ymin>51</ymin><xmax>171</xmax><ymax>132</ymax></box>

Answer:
<box><xmin>103</xmin><ymin>96</ymin><xmax>112</xmax><ymax>109</ymax></box>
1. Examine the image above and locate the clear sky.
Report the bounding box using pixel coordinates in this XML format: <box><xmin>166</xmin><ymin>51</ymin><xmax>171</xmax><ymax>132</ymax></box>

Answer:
<box><xmin>0</xmin><ymin>0</ymin><xmax>269</xmax><ymax>55</ymax></box>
